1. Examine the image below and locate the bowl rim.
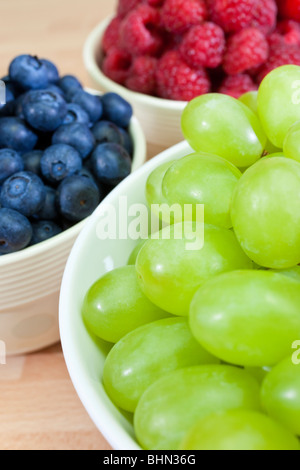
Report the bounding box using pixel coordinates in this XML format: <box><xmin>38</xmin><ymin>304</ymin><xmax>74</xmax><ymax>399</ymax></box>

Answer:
<box><xmin>59</xmin><ymin>140</ymin><xmax>191</xmax><ymax>450</ymax></box>
<box><xmin>0</xmin><ymin>91</ymin><xmax>146</xmax><ymax>267</ymax></box>
<box><xmin>83</xmin><ymin>16</ymin><xmax>188</xmax><ymax>112</ymax></box>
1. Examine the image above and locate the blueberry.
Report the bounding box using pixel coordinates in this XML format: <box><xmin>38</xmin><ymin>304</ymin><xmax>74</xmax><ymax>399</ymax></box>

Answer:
<box><xmin>3</xmin><ymin>87</ymin><xmax>15</xmax><ymax>105</ymax></box>
<box><xmin>1</xmin><ymin>76</ymin><xmax>10</xmax><ymax>84</ymax></box>
<box><xmin>0</xmin><ymin>80</ymin><xmax>16</xmax><ymax>117</ymax></box>
<box><xmin>62</xmin><ymin>103</ymin><xmax>90</xmax><ymax>126</ymax></box>
<box><xmin>0</xmin><ymin>148</ymin><xmax>24</xmax><ymax>184</ymax></box>
<box><xmin>14</xmin><ymin>93</ymin><xmax>29</xmax><ymax>120</ymax></box>
<box><xmin>0</xmin><ymin>208</ymin><xmax>32</xmax><ymax>254</ymax></box>
<box><xmin>0</xmin><ymin>171</ymin><xmax>46</xmax><ymax>217</ymax></box>
<box><xmin>36</xmin><ymin>131</ymin><xmax>53</xmax><ymax>151</ymax></box>
<box><xmin>71</xmin><ymin>90</ymin><xmax>103</xmax><ymax>123</ymax></box>
<box><xmin>47</xmin><ymin>84</ymin><xmax>66</xmax><ymax>98</ymax></box>
<box><xmin>52</xmin><ymin>123</ymin><xmax>95</xmax><ymax>159</ymax></box>
<box><xmin>35</xmin><ymin>186</ymin><xmax>58</xmax><ymax>221</ymax></box>
<box><xmin>118</xmin><ymin>127</ymin><xmax>133</xmax><ymax>156</ymax></box>
<box><xmin>101</xmin><ymin>92</ymin><xmax>133</xmax><ymax>128</ymax></box>
<box><xmin>59</xmin><ymin>217</ymin><xmax>77</xmax><ymax>230</ymax></box>
<box><xmin>0</xmin><ymin>100</ymin><xmax>16</xmax><ymax>118</ymax></box>
<box><xmin>30</xmin><ymin>220</ymin><xmax>62</xmax><ymax>245</ymax></box>
<box><xmin>91</xmin><ymin>143</ymin><xmax>132</xmax><ymax>186</ymax></box>
<box><xmin>1</xmin><ymin>75</ymin><xmax>22</xmax><ymax>98</ymax></box>
<box><xmin>41</xmin><ymin>144</ymin><xmax>82</xmax><ymax>184</ymax></box>
<box><xmin>58</xmin><ymin>75</ymin><xmax>83</xmax><ymax>97</ymax></box>
<box><xmin>57</xmin><ymin>174</ymin><xmax>101</xmax><ymax>222</ymax></box>
<box><xmin>23</xmin><ymin>89</ymin><xmax>67</xmax><ymax>132</ymax></box>
<box><xmin>60</xmin><ymin>218</ymin><xmax>76</xmax><ymax>231</ymax></box>
<box><xmin>40</xmin><ymin>59</ymin><xmax>59</xmax><ymax>84</ymax></box>
<box><xmin>76</xmin><ymin>166</ymin><xmax>97</xmax><ymax>183</ymax></box>
<box><xmin>9</xmin><ymin>55</ymin><xmax>50</xmax><ymax>91</ymax></box>
<box><xmin>0</xmin><ymin>117</ymin><xmax>38</xmax><ymax>153</ymax></box>
<box><xmin>22</xmin><ymin>150</ymin><xmax>43</xmax><ymax>175</ymax></box>
<box><xmin>92</xmin><ymin>120</ymin><xmax>122</xmax><ymax>145</ymax></box>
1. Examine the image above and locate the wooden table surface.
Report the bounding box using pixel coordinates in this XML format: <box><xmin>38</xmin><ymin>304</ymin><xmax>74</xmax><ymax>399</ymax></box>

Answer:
<box><xmin>0</xmin><ymin>0</ymin><xmax>160</xmax><ymax>451</ymax></box>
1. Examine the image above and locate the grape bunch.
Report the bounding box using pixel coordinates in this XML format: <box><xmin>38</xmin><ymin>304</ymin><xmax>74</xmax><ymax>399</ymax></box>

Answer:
<box><xmin>82</xmin><ymin>65</ymin><xmax>300</xmax><ymax>451</ymax></box>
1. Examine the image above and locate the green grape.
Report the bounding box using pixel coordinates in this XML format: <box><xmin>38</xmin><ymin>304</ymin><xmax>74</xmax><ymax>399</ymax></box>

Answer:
<box><xmin>271</xmin><ymin>266</ymin><xmax>300</xmax><ymax>282</ymax></box>
<box><xmin>257</xmin><ymin>64</ymin><xmax>300</xmax><ymax>148</ymax></box>
<box><xmin>261</xmin><ymin>356</ymin><xmax>300</xmax><ymax>435</ymax></box>
<box><xmin>136</xmin><ymin>222</ymin><xmax>253</xmax><ymax>316</ymax></box>
<box><xmin>262</xmin><ymin>152</ymin><xmax>285</xmax><ymax>159</ymax></box>
<box><xmin>134</xmin><ymin>365</ymin><xmax>261</xmax><ymax>450</ymax></box>
<box><xmin>181</xmin><ymin>93</ymin><xmax>267</xmax><ymax>168</ymax></box>
<box><xmin>103</xmin><ymin>317</ymin><xmax>219</xmax><ymax>413</ymax></box>
<box><xmin>189</xmin><ymin>270</ymin><xmax>300</xmax><ymax>367</ymax></box>
<box><xmin>180</xmin><ymin>410</ymin><xmax>300</xmax><ymax>451</ymax></box>
<box><xmin>239</xmin><ymin>91</ymin><xmax>281</xmax><ymax>155</ymax></box>
<box><xmin>231</xmin><ymin>156</ymin><xmax>300</xmax><ymax>268</ymax></box>
<box><xmin>283</xmin><ymin>121</ymin><xmax>300</xmax><ymax>163</ymax></box>
<box><xmin>127</xmin><ymin>239</ymin><xmax>148</xmax><ymax>265</ymax></box>
<box><xmin>82</xmin><ymin>266</ymin><xmax>169</xmax><ymax>343</ymax></box>
<box><xmin>161</xmin><ymin>152</ymin><xmax>242</xmax><ymax>229</ymax></box>
<box><xmin>244</xmin><ymin>367</ymin><xmax>272</xmax><ymax>385</ymax></box>
<box><xmin>264</xmin><ymin>141</ymin><xmax>282</xmax><ymax>155</ymax></box>
<box><xmin>145</xmin><ymin>160</ymin><xmax>176</xmax><ymax>224</ymax></box>
<box><xmin>239</xmin><ymin>91</ymin><xmax>258</xmax><ymax>115</ymax></box>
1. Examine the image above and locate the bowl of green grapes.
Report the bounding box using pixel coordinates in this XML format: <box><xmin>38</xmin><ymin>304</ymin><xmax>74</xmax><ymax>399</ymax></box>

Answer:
<box><xmin>59</xmin><ymin>65</ymin><xmax>300</xmax><ymax>451</ymax></box>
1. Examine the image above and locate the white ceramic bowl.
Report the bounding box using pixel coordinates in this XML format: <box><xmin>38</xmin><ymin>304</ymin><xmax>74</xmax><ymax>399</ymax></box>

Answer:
<box><xmin>59</xmin><ymin>140</ymin><xmax>194</xmax><ymax>450</ymax></box>
<box><xmin>83</xmin><ymin>17</ymin><xmax>187</xmax><ymax>150</ymax></box>
<box><xmin>0</xmin><ymin>93</ymin><xmax>146</xmax><ymax>357</ymax></box>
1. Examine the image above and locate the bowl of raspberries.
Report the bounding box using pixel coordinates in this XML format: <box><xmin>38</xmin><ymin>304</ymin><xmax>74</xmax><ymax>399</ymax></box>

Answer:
<box><xmin>0</xmin><ymin>54</ymin><xmax>146</xmax><ymax>356</ymax></box>
<box><xmin>84</xmin><ymin>0</ymin><xmax>300</xmax><ymax>148</ymax></box>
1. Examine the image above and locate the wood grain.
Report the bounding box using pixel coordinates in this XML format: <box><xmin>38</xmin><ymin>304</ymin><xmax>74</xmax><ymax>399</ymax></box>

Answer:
<box><xmin>0</xmin><ymin>0</ymin><xmax>120</xmax><ymax>451</ymax></box>
<box><xmin>0</xmin><ymin>344</ymin><xmax>113</xmax><ymax>450</ymax></box>
<box><xmin>0</xmin><ymin>0</ymin><xmax>117</xmax><ymax>85</ymax></box>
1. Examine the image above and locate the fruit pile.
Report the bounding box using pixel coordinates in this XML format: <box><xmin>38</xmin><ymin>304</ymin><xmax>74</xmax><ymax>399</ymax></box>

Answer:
<box><xmin>99</xmin><ymin>0</ymin><xmax>300</xmax><ymax>100</ymax></box>
<box><xmin>0</xmin><ymin>54</ymin><xmax>134</xmax><ymax>256</ymax></box>
<box><xmin>82</xmin><ymin>65</ymin><xmax>300</xmax><ymax>450</ymax></box>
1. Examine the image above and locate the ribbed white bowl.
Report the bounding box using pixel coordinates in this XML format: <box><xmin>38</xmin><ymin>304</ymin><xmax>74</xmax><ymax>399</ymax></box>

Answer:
<box><xmin>83</xmin><ymin>17</ymin><xmax>187</xmax><ymax>149</ymax></box>
<box><xmin>59</xmin><ymin>140</ymin><xmax>193</xmax><ymax>450</ymax></box>
<box><xmin>0</xmin><ymin>97</ymin><xmax>147</xmax><ymax>356</ymax></box>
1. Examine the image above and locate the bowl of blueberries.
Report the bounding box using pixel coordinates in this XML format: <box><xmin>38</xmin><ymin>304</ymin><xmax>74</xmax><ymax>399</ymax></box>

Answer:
<box><xmin>0</xmin><ymin>54</ymin><xmax>146</xmax><ymax>356</ymax></box>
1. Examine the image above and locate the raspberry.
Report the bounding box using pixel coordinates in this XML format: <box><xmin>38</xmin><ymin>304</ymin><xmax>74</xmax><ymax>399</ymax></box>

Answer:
<box><xmin>267</xmin><ymin>32</ymin><xmax>284</xmax><ymax>49</ymax></box>
<box><xmin>102</xmin><ymin>17</ymin><xmax>122</xmax><ymax>54</ymax></box>
<box><xmin>208</xmin><ymin>0</ymin><xmax>256</xmax><ymax>33</ymax></box>
<box><xmin>179</xmin><ymin>23</ymin><xmax>226</xmax><ymax>69</ymax></box>
<box><xmin>268</xmin><ymin>21</ymin><xmax>300</xmax><ymax>49</ymax></box>
<box><xmin>218</xmin><ymin>74</ymin><xmax>257</xmax><ymax>98</ymax></box>
<box><xmin>161</xmin><ymin>0</ymin><xmax>207</xmax><ymax>34</ymax></box>
<box><xmin>156</xmin><ymin>50</ymin><xmax>211</xmax><ymax>101</ymax></box>
<box><xmin>147</xmin><ymin>0</ymin><xmax>164</xmax><ymax>5</ymax></box>
<box><xmin>208</xmin><ymin>67</ymin><xmax>227</xmax><ymax>92</ymax></box>
<box><xmin>276</xmin><ymin>20</ymin><xmax>300</xmax><ymax>46</ymax></box>
<box><xmin>256</xmin><ymin>44</ymin><xmax>300</xmax><ymax>82</ymax></box>
<box><xmin>223</xmin><ymin>28</ymin><xmax>269</xmax><ymax>75</ymax></box>
<box><xmin>120</xmin><ymin>5</ymin><xmax>163</xmax><ymax>56</ymax></box>
<box><xmin>126</xmin><ymin>56</ymin><xmax>158</xmax><ymax>94</ymax></box>
<box><xmin>277</xmin><ymin>0</ymin><xmax>300</xmax><ymax>22</ymax></box>
<box><xmin>250</xmin><ymin>0</ymin><xmax>277</xmax><ymax>35</ymax></box>
<box><xmin>277</xmin><ymin>19</ymin><xmax>300</xmax><ymax>34</ymax></box>
<box><xmin>101</xmin><ymin>47</ymin><xmax>132</xmax><ymax>85</ymax></box>
<box><xmin>164</xmin><ymin>33</ymin><xmax>185</xmax><ymax>53</ymax></box>
<box><xmin>117</xmin><ymin>0</ymin><xmax>141</xmax><ymax>17</ymax></box>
